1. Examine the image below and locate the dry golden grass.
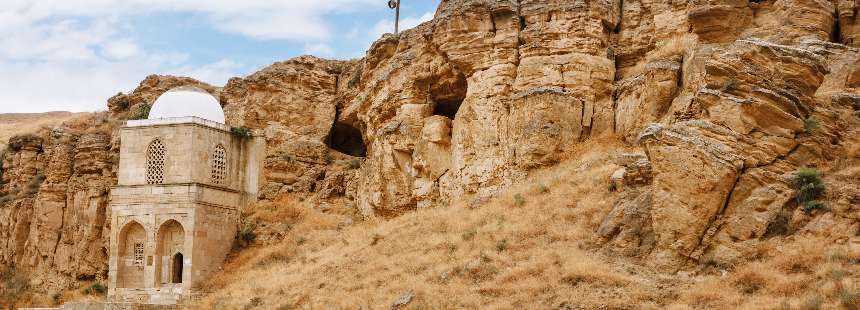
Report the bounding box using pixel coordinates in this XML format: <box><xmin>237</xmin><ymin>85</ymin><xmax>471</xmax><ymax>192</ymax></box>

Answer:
<box><xmin>625</xmin><ymin>34</ymin><xmax>698</xmax><ymax>78</ymax></box>
<box><xmin>192</xmin><ymin>136</ymin><xmax>858</xmax><ymax>310</ymax></box>
<box><xmin>0</xmin><ymin>111</ymin><xmax>86</xmax><ymax>146</ymax></box>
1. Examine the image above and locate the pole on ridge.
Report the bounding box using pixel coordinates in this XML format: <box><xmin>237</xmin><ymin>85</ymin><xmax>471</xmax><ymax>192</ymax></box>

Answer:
<box><xmin>388</xmin><ymin>0</ymin><xmax>401</xmax><ymax>35</ymax></box>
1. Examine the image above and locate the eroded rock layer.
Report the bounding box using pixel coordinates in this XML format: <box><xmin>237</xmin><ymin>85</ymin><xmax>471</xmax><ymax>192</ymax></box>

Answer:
<box><xmin>2</xmin><ymin>0</ymin><xmax>860</xmax><ymax>292</ymax></box>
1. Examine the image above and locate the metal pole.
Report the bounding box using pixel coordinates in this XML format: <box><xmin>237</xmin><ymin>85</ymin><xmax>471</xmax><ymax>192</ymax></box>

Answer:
<box><xmin>395</xmin><ymin>2</ymin><xmax>400</xmax><ymax>35</ymax></box>
<box><xmin>388</xmin><ymin>0</ymin><xmax>400</xmax><ymax>35</ymax></box>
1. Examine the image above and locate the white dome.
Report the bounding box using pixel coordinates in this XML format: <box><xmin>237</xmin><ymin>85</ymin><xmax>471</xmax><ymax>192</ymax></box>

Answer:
<box><xmin>148</xmin><ymin>86</ymin><xmax>225</xmax><ymax>124</ymax></box>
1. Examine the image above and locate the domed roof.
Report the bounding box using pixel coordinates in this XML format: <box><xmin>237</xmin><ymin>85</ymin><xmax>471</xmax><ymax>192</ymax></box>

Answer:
<box><xmin>148</xmin><ymin>86</ymin><xmax>225</xmax><ymax>124</ymax></box>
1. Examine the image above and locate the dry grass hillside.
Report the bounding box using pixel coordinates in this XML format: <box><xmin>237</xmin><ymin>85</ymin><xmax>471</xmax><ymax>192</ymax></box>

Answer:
<box><xmin>0</xmin><ymin>112</ymin><xmax>87</xmax><ymax>147</ymax></box>
<box><xmin>193</xmin><ymin>137</ymin><xmax>860</xmax><ymax>310</ymax></box>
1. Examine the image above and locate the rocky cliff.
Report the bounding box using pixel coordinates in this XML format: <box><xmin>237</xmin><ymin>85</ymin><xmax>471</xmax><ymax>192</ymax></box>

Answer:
<box><xmin>2</xmin><ymin>0</ymin><xmax>860</xmax><ymax>302</ymax></box>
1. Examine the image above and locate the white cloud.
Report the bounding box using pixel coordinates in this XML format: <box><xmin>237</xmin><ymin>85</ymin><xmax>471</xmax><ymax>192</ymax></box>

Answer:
<box><xmin>0</xmin><ymin>0</ymin><xmax>386</xmax><ymax>113</ymax></box>
<box><xmin>304</xmin><ymin>43</ymin><xmax>336</xmax><ymax>57</ymax></box>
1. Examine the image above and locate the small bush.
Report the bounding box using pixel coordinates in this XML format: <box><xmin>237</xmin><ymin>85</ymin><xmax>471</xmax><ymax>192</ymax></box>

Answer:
<box><xmin>51</xmin><ymin>292</ymin><xmax>61</xmax><ymax>305</ymax></box>
<box><xmin>462</xmin><ymin>228</ymin><xmax>477</xmax><ymax>241</ymax></box>
<box><xmin>496</xmin><ymin>239</ymin><xmax>509</xmax><ymax>252</ymax></box>
<box><xmin>348</xmin><ymin>159</ymin><xmax>361</xmax><ymax>170</ymax></box>
<box><xmin>231</xmin><ymin>127</ymin><xmax>254</xmax><ymax>139</ymax></box>
<box><xmin>83</xmin><ymin>282</ymin><xmax>107</xmax><ymax>295</ymax></box>
<box><xmin>793</xmin><ymin>167</ymin><xmax>825</xmax><ymax>207</ymax></box>
<box><xmin>127</xmin><ymin>104</ymin><xmax>151</xmax><ymax>120</ymax></box>
<box><xmin>234</xmin><ymin>225</ymin><xmax>257</xmax><ymax>249</ymax></box>
<box><xmin>514</xmin><ymin>194</ymin><xmax>526</xmax><ymax>207</ymax></box>
<box><xmin>803</xmin><ymin>117</ymin><xmax>820</xmax><ymax>134</ymax></box>
<box><xmin>608</xmin><ymin>182</ymin><xmax>617</xmax><ymax>192</ymax></box>
<box><xmin>348</xmin><ymin>63</ymin><xmax>364</xmax><ymax>89</ymax></box>
<box><xmin>248</xmin><ymin>296</ymin><xmax>263</xmax><ymax>308</ymax></box>
<box><xmin>802</xmin><ymin>200</ymin><xmax>826</xmax><ymax>214</ymax></box>
<box><xmin>537</xmin><ymin>184</ymin><xmax>549</xmax><ymax>193</ymax></box>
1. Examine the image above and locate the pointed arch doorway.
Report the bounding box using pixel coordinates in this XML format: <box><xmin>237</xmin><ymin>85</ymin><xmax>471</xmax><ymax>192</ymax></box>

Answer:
<box><xmin>155</xmin><ymin>220</ymin><xmax>185</xmax><ymax>285</ymax></box>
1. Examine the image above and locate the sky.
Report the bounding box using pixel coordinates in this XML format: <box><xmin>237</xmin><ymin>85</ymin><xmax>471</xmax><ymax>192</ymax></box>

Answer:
<box><xmin>0</xmin><ymin>0</ymin><xmax>440</xmax><ymax>113</ymax></box>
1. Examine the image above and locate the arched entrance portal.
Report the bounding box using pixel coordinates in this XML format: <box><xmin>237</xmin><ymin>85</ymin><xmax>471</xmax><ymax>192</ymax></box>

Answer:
<box><xmin>117</xmin><ymin>221</ymin><xmax>146</xmax><ymax>288</ymax></box>
<box><xmin>155</xmin><ymin>220</ymin><xmax>185</xmax><ymax>285</ymax></box>
<box><xmin>172</xmin><ymin>253</ymin><xmax>183</xmax><ymax>283</ymax></box>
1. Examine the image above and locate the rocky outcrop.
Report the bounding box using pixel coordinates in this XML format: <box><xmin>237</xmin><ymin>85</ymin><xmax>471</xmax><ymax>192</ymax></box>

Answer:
<box><xmin>4</xmin><ymin>0</ymin><xmax>860</xmax><ymax>294</ymax></box>
<box><xmin>0</xmin><ymin>118</ymin><xmax>116</xmax><ymax>288</ymax></box>
<box><xmin>107</xmin><ymin>75</ymin><xmax>217</xmax><ymax>115</ymax></box>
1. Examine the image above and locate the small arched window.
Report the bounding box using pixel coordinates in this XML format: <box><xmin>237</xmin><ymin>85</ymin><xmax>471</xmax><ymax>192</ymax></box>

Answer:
<box><xmin>211</xmin><ymin>144</ymin><xmax>227</xmax><ymax>185</ymax></box>
<box><xmin>146</xmin><ymin>139</ymin><xmax>166</xmax><ymax>184</ymax></box>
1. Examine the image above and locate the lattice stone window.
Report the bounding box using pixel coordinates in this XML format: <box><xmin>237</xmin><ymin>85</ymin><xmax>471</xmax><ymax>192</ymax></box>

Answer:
<box><xmin>146</xmin><ymin>139</ymin><xmax>165</xmax><ymax>184</ymax></box>
<box><xmin>133</xmin><ymin>243</ymin><xmax>144</xmax><ymax>266</ymax></box>
<box><xmin>211</xmin><ymin>144</ymin><xmax>227</xmax><ymax>185</ymax></box>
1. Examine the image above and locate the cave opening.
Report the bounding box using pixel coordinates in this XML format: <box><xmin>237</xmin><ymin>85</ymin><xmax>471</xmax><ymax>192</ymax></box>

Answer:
<box><xmin>327</xmin><ymin>123</ymin><xmax>367</xmax><ymax>157</ymax></box>
<box><xmin>433</xmin><ymin>100</ymin><xmax>463</xmax><ymax>120</ymax></box>
<box><xmin>430</xmin><ymin>73</ymin><xmax>468</xmax><ymax>120</ymax></box>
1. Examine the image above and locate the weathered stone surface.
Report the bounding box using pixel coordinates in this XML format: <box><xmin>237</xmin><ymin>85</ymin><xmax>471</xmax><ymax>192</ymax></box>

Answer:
<box><xmin>599</xmin><ymin>190</ymin><xmax>655</xmax><ymax>257</ymax></box>
<box><xmin>837</xmin><ymin>0</ymin><xmax>860</xmax><ymax>47</ymax></box>
<box><xmin>107</xmin><ymin>75</ymin><xmax>216</xmax><ymax>115</ymax></box>
<box><xmin>5</xmin><ymin>0</ymin><xmax>860</xmax><ymax>295</ymax></box>
<box><xmin>615</xmin><ymin>58</ymin><xmax>683</xmax><ymax>142</ymax></box>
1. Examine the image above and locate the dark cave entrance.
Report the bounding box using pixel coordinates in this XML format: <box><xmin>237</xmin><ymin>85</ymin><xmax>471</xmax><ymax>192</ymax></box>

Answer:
<box><xmin>429</xmin><ymin>72</ymin><xmax>468</xmax><ymax>120</ymax></box>
<box><xmin>433</xmin><ymin>100</ymin><xmax>463</xmax><ymax>120</ymax></box>
<box><xmin>327</xmin><ymin>123</ymin><xmax>367</xmax><ymax>157</ymax></box>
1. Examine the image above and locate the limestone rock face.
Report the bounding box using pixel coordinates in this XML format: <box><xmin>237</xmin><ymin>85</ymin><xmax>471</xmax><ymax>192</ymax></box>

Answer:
<box><xmin>4</xmin><ymin>0</ymin><xmax>860</xmax><ymax>292</ymax></box>
<box><xmin>837</xmin><ymin>0</ymin><xmax>860</xmax><ymax>47</ymax></box>
<box><xmin>221</xmin><ymin>56</ymin><xmax>357</xmax><ymax>201</ymax></box>
<box><xmin>107</xmin><ymin>75</ymin><xmax>217</xmax><ymax>115</ymax></box>
<box><xmin>0</xmin><ymin>116</ymin><xmax>117</xmax><ymax>289</ymax></box>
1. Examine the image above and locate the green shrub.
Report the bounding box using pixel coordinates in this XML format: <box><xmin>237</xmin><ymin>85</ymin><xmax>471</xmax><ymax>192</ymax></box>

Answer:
<box><xmin>461</xmin><ymin>228</ymin><xmax>477</xmax><ymax>241</ymax></box>
<box><xmin>514</xmin><ymin>194</ymin><xmax>526</xmax><ymax>207</ymax></box>
<box><xmin>496</xmin><ymin>239</ymin><xmax>509</xmax><ymax>252</ymax></box>
<box><xmin>82</xmin><ymin>282</ymin><xmax>107</xmax><ymax>295</ymax></box>
<box><xmin>51</xmin><ymin>292</ymin><xmax>61</xmax><ymax>305</ymax></box>
<box><xmin>230</xmin><ymin>127</ymin><xmax>254</xmax><ymax>139</ymax></box>
<box><xmin>348</xmin><ymin>159</ymin><xmax>361</xmax><ymax>170</ymax></box>
<box><xmin>127</xmin><ymin>104</ymin><xmax>151</xmax><ymax>120</ymax></box>
<box><xmin>608</xmin><ymin>182</ymin><xmax>618</xmax><ymax>192</ymax></box>
<box><xmin>803</xmin><ymin>116</ymin><xmax>820</xmax><ymax>134</ymax></box>
<box><xmin>793</xmin><ymin>167</ymin><xmax>826</xmax><ymax>212</ymax></box>
<box><xmin>537</xmin><ymin>184</ymin><xmax>548</xmax><ymax>193</ymax></box>
<box><xmin>234</xmin><ymin>224</ymin><xmax>257</xmax><ymax>249</ymax></box>
<box><xmin>802</xmin><ymin>200</ymin><xmax>827</xmax><ymax>214</ymax></box>
<box><xmin>348</xmin><ymin>63</ymin><xmax>364</xmax><ymax>89</ymax></box>
<box><xmin>249</xmin><ymin>297</ymin><xmax>263</xmax><ymax>307</ymax></box>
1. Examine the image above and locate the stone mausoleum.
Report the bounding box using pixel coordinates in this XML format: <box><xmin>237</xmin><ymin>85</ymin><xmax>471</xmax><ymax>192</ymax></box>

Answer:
<box><xmin>107</xmin><ymin>87</ymin><xmax>263</xmax><ymax>305</ymax></box>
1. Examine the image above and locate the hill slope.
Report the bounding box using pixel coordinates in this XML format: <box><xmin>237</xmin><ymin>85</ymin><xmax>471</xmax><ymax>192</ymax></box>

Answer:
<box><xmin>0</xmin><ymin>112</ymin><xmax>86</xmax><ymax>147</ymax></box>
<box><xmin>194</xmin><ymin>138</ymin><xmax>860</xmax><ymax>309</ymax></box>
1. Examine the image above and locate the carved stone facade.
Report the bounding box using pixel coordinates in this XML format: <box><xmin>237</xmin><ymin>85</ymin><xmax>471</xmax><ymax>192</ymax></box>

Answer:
<box><xmin>107</xmin><ymin>116</ymin><xmax>263</xmax><ymax>305</ymax></box>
